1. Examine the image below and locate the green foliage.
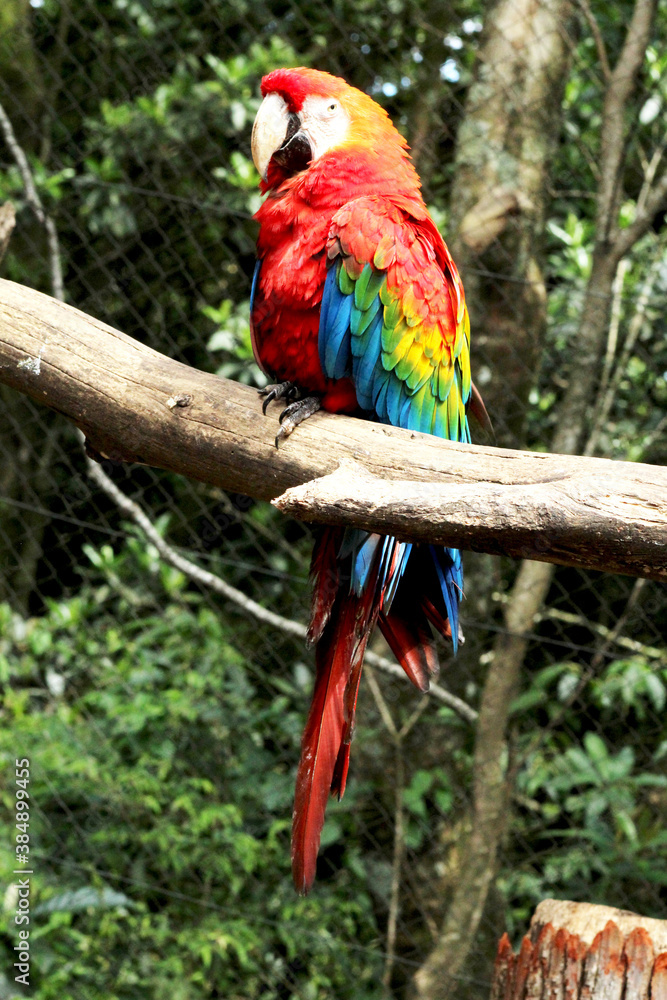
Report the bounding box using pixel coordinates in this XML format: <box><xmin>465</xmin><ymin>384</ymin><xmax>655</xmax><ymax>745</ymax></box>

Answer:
<box><xmin>204</xmin><ymin>298</ymin><xmax>265</xmax><ymax>385</ymax></box>
<box><xmin>0</xmin><ymin>535</ymin><xmax>384</xmax><ymax>999</ymax></box>
<box><xmin>501</xmin><ymin>655</ymin><xmax>667</xmax><ymax>934</ymax></box>
<box><xmin>523</xmin><ymin>0</ymin><xmax>667</xmax><ymax>458</ymax></box>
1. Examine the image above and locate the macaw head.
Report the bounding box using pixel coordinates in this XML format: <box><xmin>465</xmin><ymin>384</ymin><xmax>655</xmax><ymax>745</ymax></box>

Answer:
<box><xmin>251</xmin><ymin>67</ymin><xmax>412</xmax><ymax>190</ymax></box>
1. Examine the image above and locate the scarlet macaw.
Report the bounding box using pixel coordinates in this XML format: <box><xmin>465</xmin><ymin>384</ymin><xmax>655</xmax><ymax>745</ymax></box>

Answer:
<box><xmin>250</xmin><ymin>67</ymin><xmax>484</xmax><ymax>893</ymax></box>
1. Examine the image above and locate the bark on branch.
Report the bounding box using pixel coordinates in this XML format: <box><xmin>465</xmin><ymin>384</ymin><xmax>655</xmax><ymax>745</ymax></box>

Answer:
<box><xmin>0</xmin><ymin>277</ymin><xmax>665</xmax><ymax>581</ymax></box>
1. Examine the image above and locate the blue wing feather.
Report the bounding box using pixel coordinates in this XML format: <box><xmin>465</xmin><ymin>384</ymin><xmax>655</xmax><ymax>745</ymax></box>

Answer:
<box><xmin>430</xmin><ymin>545</ymin><xmax>462</xmax><ymax>654</ymax></box>
<box><xmin>317</xmin><ymin>234</ymin><xmax>471</xmax><ymax>654</ymax></box>
<box><xmin>320</xmin><ymin>265</ymin><xmax>353</xmax><ymax>379</ymax></box>
<box><xmin>352</xmin><ymin>314</ymin><xmax>383</xmax><ymax>409</ymax></box>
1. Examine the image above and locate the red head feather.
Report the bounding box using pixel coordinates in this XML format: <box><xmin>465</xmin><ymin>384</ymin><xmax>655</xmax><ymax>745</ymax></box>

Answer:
<box><xmin>261</xmin><ymin>67</ymin><xmax>348</xmax><ymax>112</ymax></box>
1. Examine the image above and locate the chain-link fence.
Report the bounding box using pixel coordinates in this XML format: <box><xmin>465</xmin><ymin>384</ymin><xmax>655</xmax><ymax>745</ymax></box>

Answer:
<box><xmin>0</xmin><ymin>2</ymin><xmax>666</xmax><ymax>998</ymax></box>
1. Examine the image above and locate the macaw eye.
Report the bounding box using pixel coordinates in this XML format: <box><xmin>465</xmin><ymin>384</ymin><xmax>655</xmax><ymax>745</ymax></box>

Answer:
<box><xmin>327</xmin><ymin>102</ymin><xmax>338</xmax><ymax>113</ymax></box>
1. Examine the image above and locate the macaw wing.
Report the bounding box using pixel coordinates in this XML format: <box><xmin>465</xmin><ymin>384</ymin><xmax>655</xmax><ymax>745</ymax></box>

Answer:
<box><xmin>319</xmin><ymin>196</ymin><xmax>472</xmax><ymax>443</ymax></box>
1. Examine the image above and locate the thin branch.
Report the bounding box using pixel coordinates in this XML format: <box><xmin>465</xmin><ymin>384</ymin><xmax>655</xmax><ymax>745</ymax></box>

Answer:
<box><xmin>365</xmin><ymin>663</ymin><xmax>429</xmax><ymax>994</ymax></box>
<box><xmin>640</xmin><ymin>411</ymin><xmax>667</xmax><ymax>458</ymax></box>
<box><xmin>398</xmin><ymin>694</ymin><xmax>430</xmax><ymax>741</ymax></box>
<box><xmin>365</xmin><ymin>661</ymin><xmax>399</xmax><ymax>738</ymax></box>
<box><xmin>367</xmin><ymin>656</ymin><xmax>478</xmax><ymax>723</ymax></box>
<box><xmin>596</xmin><ymin>0</ymin><xmax>657</xmax><ymax>247</ymax></box>
<box><xmin>584</xmin><ymin>243</ymin><xmax>664</xmax><ymax>457</ymax></box>
<box><xmin>364</xmin><ymin>663</ymin><xmax>403</xmax><ymax>993</ymax></box>
<box><xmin>589</xmin><ymin>577</ymin><xmax>647</xmax><ymax>670</ymax></box>
<box><xmin>636</xmin><ymin>129</ymin><xmax>667</xmax><ymax>219</ymax></box>
<box><xmin>385</xmin><ymin>743</ymin><xmax>405</xmax><ymax>994</ymax></box>
<box><xmin>584</xmin><ymin>256</ymin><xmax>628</xmax><ymax>455</ymax></box>
<box><xmin>83</xmin><ymin>441</ymin><xmax>304</xmax><ymax>638</ymax></box>
<box><xmin>599</xmin><ymin>258</ymin><xmax>627</xmax><ymax>403</ymax></box>
<box><xmin>0</xmin><ymin>202</ymin><xmax>16</xmax><ymax>265</ymax></box>
<box><xmin>491</xmin><ymin>582</ymin><xmax>664</xmax><ymax>661</ymax></box>
<box><xmin>0</xmin><ymin>104</ymin><xmax>44</xmax><ymax>222</ymax></box>
<box><xmin>613</xmin><ymin>168</ymin><xmax>667</xmax><ymax>262</ymax></box>
<box><xmin>0</xmin><ymin>101</ymin><xmax>64</xmax><ymax>301</ymax></box>
<box><xmin>576</xmin><ymin>0</ymin><xmax>611</xmax><ymax>81</ymax></box>
<box><xmin>541</xmin><ymin>599</ymin><xmax>662</xmax><ymax>662</ymax></box>
<box><xmin>515</xmin><ymin>577</ymin><xmax>652</xmax><ymax>774</ymax></box>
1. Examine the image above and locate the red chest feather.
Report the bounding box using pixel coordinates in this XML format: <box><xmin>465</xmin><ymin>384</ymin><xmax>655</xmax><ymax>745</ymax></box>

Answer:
<box><xmin>251</xmin><ymin>190</ymin><xmax>331</xmax><ymax>391</ymax></box>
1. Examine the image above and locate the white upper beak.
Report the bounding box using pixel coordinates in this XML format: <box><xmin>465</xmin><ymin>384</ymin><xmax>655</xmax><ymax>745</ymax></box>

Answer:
<box><xmin>251</xmin><ymin>93</ymin><xmax>291</xmax><ymax>181</ymax></box>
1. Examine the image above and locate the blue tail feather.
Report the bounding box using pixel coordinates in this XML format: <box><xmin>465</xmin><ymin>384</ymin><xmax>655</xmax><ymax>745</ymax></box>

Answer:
<box><xmin>429</xmin><ymin>545</ymin><xmax>462</xmax><ymax>654</ymax></box>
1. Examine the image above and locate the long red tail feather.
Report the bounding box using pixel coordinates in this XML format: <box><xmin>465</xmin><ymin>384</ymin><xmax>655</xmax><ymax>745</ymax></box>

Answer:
<box><xmin>329</xmin><ymin>625</ymin><xmax>372</xmax><ymax>800</ymax></box>
<box><xmin>292</xmin><ymin>528</ymin><xmax>461</xmax><ymax>893</ymax></box>
<box><xmin>292</xmin><ymin>598</ymin><xmax>367</xmax><ymax>894</ymax></box>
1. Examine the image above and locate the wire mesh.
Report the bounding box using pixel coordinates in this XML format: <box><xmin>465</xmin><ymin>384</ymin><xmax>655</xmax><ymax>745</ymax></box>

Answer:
<box><xmin>0</xmin><ymin>2</ymin><xmax>666</xmax><ymax>998</ymax></box>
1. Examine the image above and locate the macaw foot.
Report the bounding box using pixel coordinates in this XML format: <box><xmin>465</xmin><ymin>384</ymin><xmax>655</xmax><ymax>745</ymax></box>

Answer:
<box><xmin>259</xmin><ymin>380</ymin><xmax>301</xmax><ymax>415</ymax></box>
<box><xmin>275</xmin><ymin>396</ymin><xmax>321</xmax><ymax>447</ymax></box>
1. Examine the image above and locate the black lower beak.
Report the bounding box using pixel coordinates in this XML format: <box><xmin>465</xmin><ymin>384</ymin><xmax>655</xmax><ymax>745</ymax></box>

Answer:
<box><xmin>272</xmin><ymin>112</ymin><xmax>312</xmax><ymax>175</ymax></box>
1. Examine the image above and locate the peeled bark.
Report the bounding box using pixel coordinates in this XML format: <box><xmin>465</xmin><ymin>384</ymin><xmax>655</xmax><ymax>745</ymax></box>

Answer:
<box><xmin>491</xmin><ymin>900</ymin><xmax>667</xmax><ymax>999</ymax></box>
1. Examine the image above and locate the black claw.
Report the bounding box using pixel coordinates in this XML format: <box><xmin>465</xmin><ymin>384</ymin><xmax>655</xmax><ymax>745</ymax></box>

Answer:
<box><xmin>278</xmin><ymin>400</ymin><xmax>302</xmax><ymax>424</ymax></box>
<box><xmin>260</xmin><ymin>388</ymin><xmax>321</xmax><ymax>447</ymax></box>
<box><xmin>259</xmin><ymin>381</ymin><xmax>301</xmax><ymax>415</ymax></box>
<box><xmin>274</xmin><ymin>396</ymin><xmax>321</xmax><ymax>447</ymax></box>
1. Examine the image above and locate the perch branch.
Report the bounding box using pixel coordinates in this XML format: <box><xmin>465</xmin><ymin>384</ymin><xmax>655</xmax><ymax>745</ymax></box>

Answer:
<box><xmin>0</xmin><ymin>278</ymin><xmax>666</xmax><ymax>582</ymax></box>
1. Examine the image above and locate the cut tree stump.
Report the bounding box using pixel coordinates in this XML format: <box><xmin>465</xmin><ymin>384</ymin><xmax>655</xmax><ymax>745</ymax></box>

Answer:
<box><xmin>490</xmin><ymin>900</ymin><xmax>667</xmax><ymax>999</ymax></box>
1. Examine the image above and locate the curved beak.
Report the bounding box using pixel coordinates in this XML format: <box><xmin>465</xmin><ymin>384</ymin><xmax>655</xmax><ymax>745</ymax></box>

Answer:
<box><xmin>252</xmin><ymin>93</ymin><xmax>290</xmax><ymax>180</ymax></box>
<box><xmin>252</xmin><ymin>93</ymin><xmax>312</xmax><ymax>181</ymax></box>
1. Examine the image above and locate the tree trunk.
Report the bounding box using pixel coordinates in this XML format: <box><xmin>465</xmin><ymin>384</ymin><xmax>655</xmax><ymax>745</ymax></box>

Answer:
<box><xmin>449</xmin><ymin>0</ymin><xmax>574</xmax><ymax>447</ymax></box>
<box><xmin>491</xmin><ymin>899</ymin><xmax>667</xmax><ymax>999</ymax></box>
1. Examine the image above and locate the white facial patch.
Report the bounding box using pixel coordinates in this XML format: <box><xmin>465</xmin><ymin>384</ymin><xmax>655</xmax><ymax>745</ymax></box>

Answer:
<box><xmin>299</xmin><ymin>95</ymin><xmax>351</xmax><ymax>161</ymax></box>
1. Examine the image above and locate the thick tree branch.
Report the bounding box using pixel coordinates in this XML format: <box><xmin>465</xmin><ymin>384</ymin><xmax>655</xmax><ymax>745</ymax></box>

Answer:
<box><xmin>0</xmin><ymin>278</ymin><xmax>665</xmax><ymax>582</ymax></box>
